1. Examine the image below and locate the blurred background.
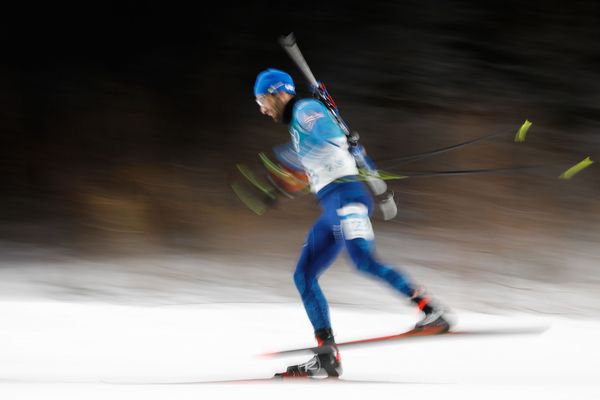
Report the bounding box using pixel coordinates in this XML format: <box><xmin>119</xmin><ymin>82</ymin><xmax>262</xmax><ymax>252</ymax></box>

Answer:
<box><xmin>1</xmin><ymin>1</ymin><xmax>599</xmax><ymax>317</ymax></box>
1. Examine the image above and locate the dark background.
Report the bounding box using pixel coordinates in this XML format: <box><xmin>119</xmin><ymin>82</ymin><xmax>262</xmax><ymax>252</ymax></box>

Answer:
<box><xmin>1</xmin><ymin>1</ymin><xmax>599</xmax><ymax>271</ymax></box>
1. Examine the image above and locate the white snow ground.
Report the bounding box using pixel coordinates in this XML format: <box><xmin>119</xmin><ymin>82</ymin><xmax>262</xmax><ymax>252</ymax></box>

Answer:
<box><xmin>1</xmin><ymin>300</ymin><xmax>599</xmax><ymax>400</ymax></box>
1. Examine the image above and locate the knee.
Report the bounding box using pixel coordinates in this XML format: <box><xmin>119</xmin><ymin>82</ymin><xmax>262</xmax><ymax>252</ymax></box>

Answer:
<box><xmin>293</xmin><ymin>269</ymin><xmax>314</xmax><ymax>294</ymax></box>
<box><xmin>293</xmin><ymin>269</ymin><xmax>304</xmax><ymax>290</ymax></box>
<box><xmin>347</xmin><ymin>239</ymin><xmax>376</xmax><ymax>272</ymax></box>
<box><xmin>351</xmin><ymin>252</ymin><xmax>375</xmax><ymax>272</ymax></box>
<box><xmin>350</xmin><ymin>250</ymin><xmax>390</xmax><ymax>276</ymax></box>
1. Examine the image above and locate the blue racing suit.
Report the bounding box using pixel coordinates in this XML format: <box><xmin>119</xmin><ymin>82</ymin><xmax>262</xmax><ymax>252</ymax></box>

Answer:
<box><xmin>280</xmin><ymin>97</ymin><xmax>417</xmax><ymax>331</ymax></box>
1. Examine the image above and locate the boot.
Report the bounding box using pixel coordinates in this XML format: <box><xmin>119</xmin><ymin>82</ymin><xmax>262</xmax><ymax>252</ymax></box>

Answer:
<box><xmin>274</xmin><ymin>328</ymin><xmax>342</xmax><ymax>378</ymax></box>
<box><xmin>411</xmin><ymin>288</ymin><xmax>451</xmax><ymax>333</ymax></box>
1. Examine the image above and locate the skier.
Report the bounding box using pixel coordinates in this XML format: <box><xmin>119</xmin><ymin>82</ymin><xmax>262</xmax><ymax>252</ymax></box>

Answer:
<box><xmin>253</xmin><ymin>68</ymin><xmax>451</xmax><ymax>378</ymax></box>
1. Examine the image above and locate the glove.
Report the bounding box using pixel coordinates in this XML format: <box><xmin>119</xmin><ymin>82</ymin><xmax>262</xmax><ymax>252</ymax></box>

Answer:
<box><xmin>375</xmin><ymin>189</ymin><xmax>397</xmax><ymax>221</ymax></box>
<box><xmin>347</xmin><ymin>131</ymin><xmax>360</xmax><ymax>148</ymax></box>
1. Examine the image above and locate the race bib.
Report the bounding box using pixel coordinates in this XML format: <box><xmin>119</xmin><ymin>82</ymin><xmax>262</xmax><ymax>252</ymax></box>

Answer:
<box><xmin>336</xmin><ymin>203</ymin><xmax>374</xmax><ymax>241</ymax></box>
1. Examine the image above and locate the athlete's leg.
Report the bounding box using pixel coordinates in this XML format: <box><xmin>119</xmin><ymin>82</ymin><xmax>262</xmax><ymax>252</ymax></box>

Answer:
<box><xmin>277</xmin><ymin>214</ymin><xmax>344</xmax><ymax>378</ymax></box>
<box><xmin>333</xmin><ymin>181</ymin><xmax>450</xmax><ymax>330</ymax></box>
<box><xmin>337</xmin><ymin>202</ymin><xmax>417</xmax><ymax>298</ymax></box>
<box><xmin>293</xmin><ymin>214</ymin><xmax>344</xmax><ymax>331</ymax></box>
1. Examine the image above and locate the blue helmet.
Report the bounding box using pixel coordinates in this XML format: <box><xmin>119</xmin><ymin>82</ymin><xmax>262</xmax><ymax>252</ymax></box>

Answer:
<box><xmin>254</xmin><ymin>68</ymin><xmax>296</xmax><ymax>97</ymax></box>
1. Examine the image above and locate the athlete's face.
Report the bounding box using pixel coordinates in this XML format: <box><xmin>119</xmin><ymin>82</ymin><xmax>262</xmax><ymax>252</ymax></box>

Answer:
<box><xmin>256</xmin><ymin>93</ymin><xmax>287</xmax><ymax>123</ymax></box>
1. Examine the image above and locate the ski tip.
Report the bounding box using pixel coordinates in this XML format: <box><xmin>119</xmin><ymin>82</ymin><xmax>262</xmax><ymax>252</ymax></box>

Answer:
<box><xmin>450</xmin><ymin>324</ymin><xmax>552</xmax><ymax>337</ymax></box>
<box><xmin>514</xmin><ymin>119</ymin><xmax>532</xmax><ymax>143</ymax></box>
<box><xmin>558</xmin><ymin>156</ymin><xmax>594</xmax><ymax>180</ymax></box>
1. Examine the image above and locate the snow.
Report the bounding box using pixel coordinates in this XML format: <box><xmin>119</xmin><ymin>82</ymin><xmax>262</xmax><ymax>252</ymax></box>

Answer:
<box><xmin>1</xmin><ymin>300</ymin><xmax>599</xmax><ymax>400</ymax></box>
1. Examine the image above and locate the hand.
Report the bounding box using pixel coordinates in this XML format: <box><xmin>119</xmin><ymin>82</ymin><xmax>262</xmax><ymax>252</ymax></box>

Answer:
<box><xmin>376</xmin><ymin>190</ymin><xmax>397</xmax><ymax>221</ymax></box>
<box><xmin>266</xmin><ymin>164</ymin><xmax>309</xmax><ymax>197</ymax></box>
<box><xmin>348</xmin><ymin>131</ymin><xmax>360</xmax><ymax>147</ymax></box>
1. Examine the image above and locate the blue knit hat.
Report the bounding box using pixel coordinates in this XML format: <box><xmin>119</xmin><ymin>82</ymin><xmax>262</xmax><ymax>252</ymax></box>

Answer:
<box><xmin>254</xmin><ymin>68</ymin><xmax>296</xmax><ymax>97</ymax></box>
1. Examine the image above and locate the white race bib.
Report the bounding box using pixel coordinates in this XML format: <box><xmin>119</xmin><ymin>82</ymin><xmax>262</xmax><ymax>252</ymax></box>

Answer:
<box><xmin>336</xmin><ymin>203</ymin><xmax>374</xmax><ymax>241</ymax></box>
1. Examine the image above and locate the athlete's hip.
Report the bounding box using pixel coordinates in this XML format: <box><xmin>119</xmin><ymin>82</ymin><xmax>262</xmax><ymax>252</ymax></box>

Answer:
<box><xmin>316</xmin><ymin>177</ymin><xmax>374</xmax><ymax>214</ymax></box>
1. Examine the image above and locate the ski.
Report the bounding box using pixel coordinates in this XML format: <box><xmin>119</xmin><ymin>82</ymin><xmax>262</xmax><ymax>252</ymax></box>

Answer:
<box><xmin>200</xmin><ymin>377</ymin><xmax>404</xmax><ymax>384</ymax></box>
<box><xmin>105</xmin><ymin>377</ymin><xmax>407</xmax><ymax>385</ymax></box>
<box><xmin>261</xmin><ymin>325</ymin><xmax>549</xmax><ymax>357</ymax></box>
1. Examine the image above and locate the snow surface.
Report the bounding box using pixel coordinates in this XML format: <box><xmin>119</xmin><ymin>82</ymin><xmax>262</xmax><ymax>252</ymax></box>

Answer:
<box><xmin>1</xmin><ymin>300</ymin><xmax>599</xmax><ymax>400</ymax></box>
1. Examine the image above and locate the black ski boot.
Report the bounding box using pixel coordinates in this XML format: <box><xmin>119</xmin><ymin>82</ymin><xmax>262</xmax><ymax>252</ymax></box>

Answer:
<box><xmin>274</xmin><ymin>328</ymin><xmax>342</xmax><ymax>379</ymax></box>
<box><xmin>411</xmin><ymin>288</ymin><xmax>451</xmax><ymax>333</ymax></box>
